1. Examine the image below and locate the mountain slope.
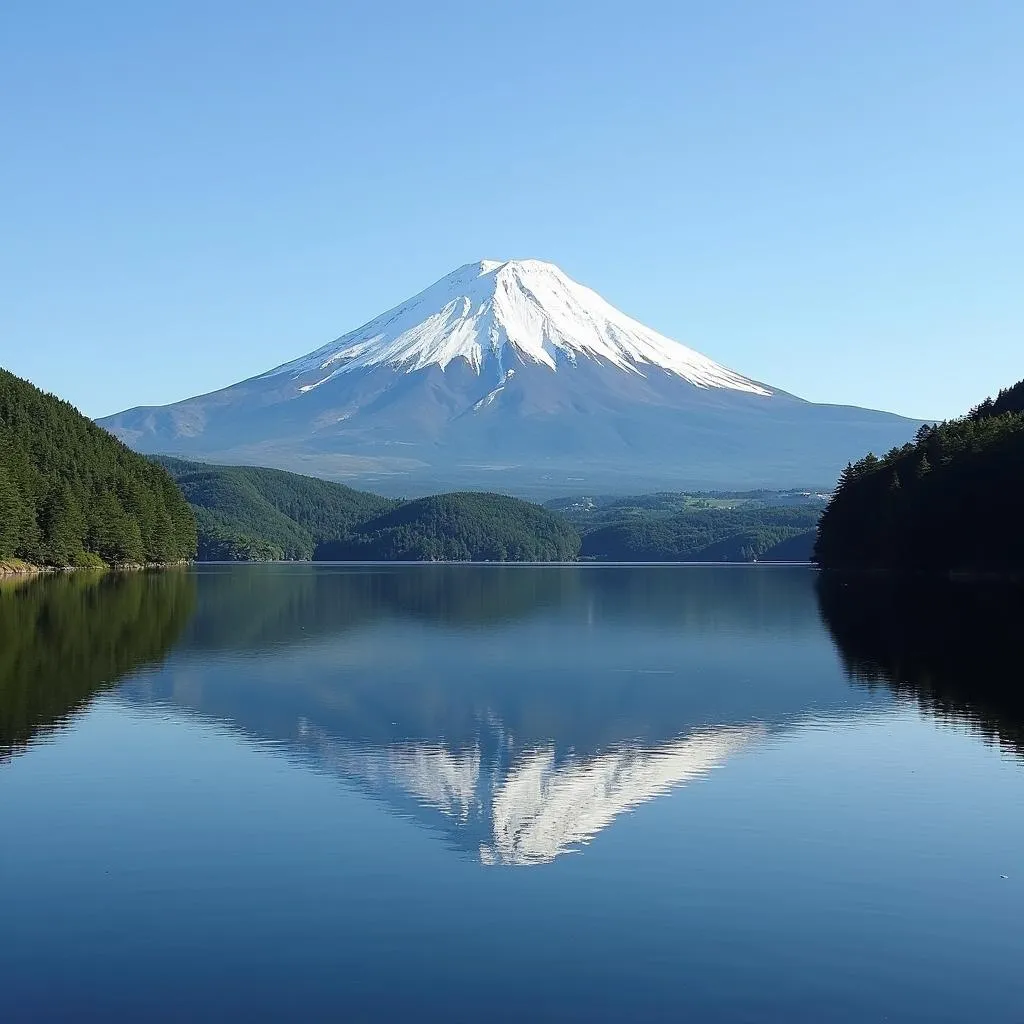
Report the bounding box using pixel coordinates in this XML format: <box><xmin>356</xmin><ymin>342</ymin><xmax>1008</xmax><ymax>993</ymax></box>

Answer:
<box><xmin>100</xmin><ymin>260</ymin><xmax>924</xmax><ymax>495</ymax></box>
<box><xmin>0</xmin><ymin>368</ymin><xmax>196</xmax><ymax>567</ymax></box>
<box><xmin>267</xmin><ymin>259</ymin><xmax>771</xmax><ymax>392</ymax></box>
<box><xmin>319</xmin><ymin>491</ymin><xmax>581</xmax><ymax>562</ymax></box>
<box><xmin>156</xmin><ymin>457</ymin><xmax>395</xmax><ymax>560</ymax></box>
<box><xmin>157</xmin><ymin>458</ymin><xmax>579</xmax><ymax>562</ymax></box>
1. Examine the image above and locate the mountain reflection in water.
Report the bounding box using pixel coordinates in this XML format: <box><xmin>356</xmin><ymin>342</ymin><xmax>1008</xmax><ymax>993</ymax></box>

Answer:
<box><xmin>5</xmin><ymin>564</ymin><xmax>1021</xmax><ymax>866</ymax></box>
<box><xmin>121</xmin><ymin>565</ymin><xmax>862</xmax><ymax>863</ymax></box>
<box><xmin>297</xmin><ymin>719</ymin><xmax>764</xmax><ymax>865</ymax></box>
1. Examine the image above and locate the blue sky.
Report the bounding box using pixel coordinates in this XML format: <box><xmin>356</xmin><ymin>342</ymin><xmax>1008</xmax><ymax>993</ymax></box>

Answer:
<box><xmin>1</xmin><ymin>0</ymin><xmax>1020</xmax><ymax>420</ymax></box>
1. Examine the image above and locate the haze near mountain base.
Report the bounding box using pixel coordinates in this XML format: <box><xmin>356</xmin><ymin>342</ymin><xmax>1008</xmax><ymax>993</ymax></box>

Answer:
<box><xmin>100</xmin><ymin>260</ymin><xmax>923</xmax><ymax>496</ymax></box>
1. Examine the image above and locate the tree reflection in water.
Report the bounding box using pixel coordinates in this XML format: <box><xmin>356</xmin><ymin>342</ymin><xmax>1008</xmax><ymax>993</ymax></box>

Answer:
<box><xmin>817</xmin><ymin>572</ymin><xmax>1024</xmax><ymax>756</ymax></box>
<box><xmin>0</xmin><ymin>570</ymin><xmax>196</xmax><ymax>760</ymax></box>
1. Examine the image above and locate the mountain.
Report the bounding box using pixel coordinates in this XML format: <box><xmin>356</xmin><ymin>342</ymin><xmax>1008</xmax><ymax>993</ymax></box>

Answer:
<box><xmin>814</xmin><ymin>379</ymin><xmax>1024</xmax><ymax>573</ymax></box>
<box><xmin>0</xmin><ymin>368</ymin><xmax>196</xmax><ymax>567</ymax></box>
<box><xmin>100</xmin><ymin>259</ymin><xmax>924</xmax><ymax>495</ymax></box>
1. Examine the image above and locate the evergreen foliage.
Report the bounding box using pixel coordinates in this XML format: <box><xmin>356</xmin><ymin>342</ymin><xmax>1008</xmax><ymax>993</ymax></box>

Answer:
<box><xmin>158</xmin><ymin>459</ymin><xmax>580</xmax><ymax>562</ymax></box>
<box><xmin>814</xmin><ymin>379</ymin><xmax>1024</xmax><ymax>572</ymax></box>
<box><xmin>156</xmin><ymin>456</ymin><xmax>396</xmax><ymax>560</ymax></box>
<box><xmin>967</xmin><ymin>380</ymin><xmax>1024</xmax><ymax>422</ymax></box>
<box><xmin>320</xmin><ymin>492</ymin><xmax>582</xmax><ymax>562</ymax></box>
<box><xmin>756</xmin><ymin>530</ymin><xmax>817</xmax><ymax>562</ymax></box>
<box><xmin>0</xmin><ymin>369</ymin><xmax>196</xmax><ymax>566</ymax></box>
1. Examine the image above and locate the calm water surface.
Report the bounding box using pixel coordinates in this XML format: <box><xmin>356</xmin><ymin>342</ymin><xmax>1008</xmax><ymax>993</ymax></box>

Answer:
<box><xmin>2</xmin><ymin>565</ymin><xmax>1022</xmax><ymax>1022</ymax></box>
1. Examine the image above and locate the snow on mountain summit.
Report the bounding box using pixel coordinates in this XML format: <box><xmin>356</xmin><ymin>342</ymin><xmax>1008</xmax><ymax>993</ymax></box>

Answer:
<box><xmin>99</xmin><ymin>255</ymin><xmax>924</xmax><ymax>492</ymax></box>
<box><xmin>270</xmin><ymin>259</ymin><xmax>771</xmax><ymax>397</ymax></box>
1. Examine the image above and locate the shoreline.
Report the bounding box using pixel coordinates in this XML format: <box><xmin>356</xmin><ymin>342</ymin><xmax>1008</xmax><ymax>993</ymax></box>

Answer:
<box><xmin>0</xmin><ymin>560</ymin><xmax>191</xmax><ymax>578</ymax></box>
<box><xmin>189</xmin><ymin>558</ymin><xmax>817</xmax><ymax>568</ymax></box>
<box><xmin>0</xmin><ymin>560</ymin><xmax>45</xmax><ymax>577</ymax></box>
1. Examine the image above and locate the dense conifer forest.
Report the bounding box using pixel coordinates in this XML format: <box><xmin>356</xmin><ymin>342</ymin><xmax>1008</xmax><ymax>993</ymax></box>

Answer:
<box><xmin>814</xmin><ymin>380</ymin><xmax>1024</xmax><ymax>572</ymax></box>
<box><xmin>159</xmin><ymin>458</ymin><xmax>828</xmax><ymax>564</ymax></box>
<box><xmin>0</xmin><ymin>370</ymin><xmax>196</xmax><ymax>567</ymax></box>
<box><xmin>158</xmin><ymin>459</ymin><xmax>579</xmax><ymax>562</ymax></box>
<box><xmin>317</xmin><ymin>492</ymin><xmax>582</xmax><ymax>561</ymax></box>
<box><xmin>156</xmin><ymin>457</ymin><xmax>395</xmax><ymax>560</ymax></box>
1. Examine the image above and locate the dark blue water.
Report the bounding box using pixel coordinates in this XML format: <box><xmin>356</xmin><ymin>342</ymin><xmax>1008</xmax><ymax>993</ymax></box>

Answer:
<box><xmin>2</xmin><ymin>565</ymin><xmax>1022</xmax><ymax>1022</ymax></box>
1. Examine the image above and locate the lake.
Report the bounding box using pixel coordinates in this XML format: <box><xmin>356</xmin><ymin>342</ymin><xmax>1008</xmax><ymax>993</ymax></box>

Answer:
<box><xmin>2</xmin><ymin>564</ymin><xmax>1022</xmax><ymax>1022</ymax></box>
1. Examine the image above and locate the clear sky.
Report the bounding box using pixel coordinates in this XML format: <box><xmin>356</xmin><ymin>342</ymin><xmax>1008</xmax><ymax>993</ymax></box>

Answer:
<box><xmin>1</xmin><ymin>1</ymin><xmax>1020</xmax><ymax>421</ymax></box>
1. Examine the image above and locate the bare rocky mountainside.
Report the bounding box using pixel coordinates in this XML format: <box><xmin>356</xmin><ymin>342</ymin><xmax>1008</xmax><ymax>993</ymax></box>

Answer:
<box><xmin>100</xmin><ymin>260</ymin><xmax>923</xmax><ymax>496</ymax></box>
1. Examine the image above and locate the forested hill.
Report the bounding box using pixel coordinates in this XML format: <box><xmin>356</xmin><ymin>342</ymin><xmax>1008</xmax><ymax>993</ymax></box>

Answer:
<box><xmin>0</xmin><ymin>369</ymin><xmax>196</xmax><ymax>567</ymax></box>
<box><xmin>814</xmin><ymin>379</ymin><xmax>1024</xmax><ymax>573</ymax></box>
<box><xmin>319</xmin><ymin>493</ymin><xmax>581</xmax><ymax>562</ymax></box>
<box><xmin>156</xmin><ymin>460</ymin><xmax>580</xmax><ymax>562</ymax></box>
<box><xmin>167</xmin><ymin>464</ymin><xmax>813</xmax><ymax>565</ymax></box>
<box><xmin>156</xmin><ymin>457</ymin><xmax>395</xmax><ymax>560</ymax></box>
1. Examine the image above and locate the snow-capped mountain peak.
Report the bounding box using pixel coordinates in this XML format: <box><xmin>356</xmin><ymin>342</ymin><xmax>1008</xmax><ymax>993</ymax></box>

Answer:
<box><xmin>100</xmin><ymin>257</ymin><xmax>925</xmax><ymax>494</ymax></box>
<box><xmin>273</xmin><ymin>258</ymin><xmax>771</xmax><ymax>396</ymax></box>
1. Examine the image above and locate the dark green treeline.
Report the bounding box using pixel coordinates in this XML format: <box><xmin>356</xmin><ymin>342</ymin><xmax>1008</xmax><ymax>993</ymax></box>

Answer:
<box><xmin>814</xmin><ymin>380</ymin><xmax>1024</xmax><ymax>572</ymax></box>
<box><xmin>577</xmin><ymin>507</ymin><xmax>818</xmax><ymax>562</ymax></box>
<box><xmin>0</xmin><ymin>369</ymin><xmax>196</xmax><ymax>566</ymax></box>
<box><xmin>0</xmin><ymin>570</ymin><xmax>197</xmax><ymax>759</ymax></box>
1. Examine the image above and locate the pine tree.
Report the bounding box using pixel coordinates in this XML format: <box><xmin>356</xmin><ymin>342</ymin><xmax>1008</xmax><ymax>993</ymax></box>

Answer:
<box><xmin>146</xmin><ymin>505</ymin><xmax>175</xmax><ymax>563</ymax></box>
<box><xmin>41</xmin><ymin>482</ymin><xmax>86</xmax><ymax>565</ymax></box>
<box><xmin>0</xmin><ymin>463</ymin><xmax>18</xmax><ymax>558</ymax></box>
<box><xmin>89</xmin><ymin>491</ymin><xmax>135</xmax><ymax>564</ymax></box>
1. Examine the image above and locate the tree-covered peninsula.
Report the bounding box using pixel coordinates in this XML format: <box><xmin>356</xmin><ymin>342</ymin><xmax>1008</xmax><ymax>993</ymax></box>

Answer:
<box><xmin>0</xmin><ymin>369</ymin><xmax>197</xmax><ymax>568</ymax></box>
<box><xmin>814</xmin><ymin>380</ymin><xmax>1024</xmax><ymax>573</ymax></box>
